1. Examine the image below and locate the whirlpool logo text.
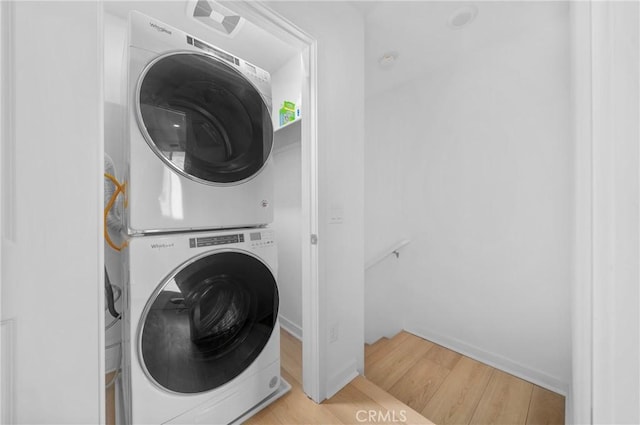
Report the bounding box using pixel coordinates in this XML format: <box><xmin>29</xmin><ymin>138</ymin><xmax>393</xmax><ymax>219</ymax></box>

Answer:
<box><xmin>150</xmin><ymin>243</ymin><xmax>174</xmax><ymax>249</ymax></box>
<box><xmin>149</xmin><ymin>22</ymin><xmax>172</xmax><ymax>35</ymax></box>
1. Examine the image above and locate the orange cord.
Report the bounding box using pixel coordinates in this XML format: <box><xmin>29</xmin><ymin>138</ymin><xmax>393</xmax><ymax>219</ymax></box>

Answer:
<box><xmin>104</xmin><ymin>173</ymin><xmax>128</xmax><ymax>251</ymax></box>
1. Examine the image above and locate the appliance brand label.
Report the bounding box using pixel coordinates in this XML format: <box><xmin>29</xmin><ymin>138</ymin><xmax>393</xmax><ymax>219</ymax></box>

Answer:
<box><xmin>149</xmin><ymin>22</ymin><xmax>172</xmax><ymax>35</ymax></box>
<box><xmin>150</xmin><ymin>242</ymin><xmax>174</xmax><ymax>249</ymax></box>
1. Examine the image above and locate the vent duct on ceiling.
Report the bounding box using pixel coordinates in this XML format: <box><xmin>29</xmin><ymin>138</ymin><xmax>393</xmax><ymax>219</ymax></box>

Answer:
<box><xmin>187</xmin><ymin>0</ymin><xmax>245</xmax><ymax>38</ymax></box>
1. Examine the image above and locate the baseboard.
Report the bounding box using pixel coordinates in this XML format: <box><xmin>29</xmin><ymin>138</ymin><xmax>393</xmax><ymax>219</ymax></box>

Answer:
<box><xmin>406</xmin><ymin>326</ymin><xmax>569</xmax><ymax>396</ymax></box>
<box><xmin>279</xmin><ymin>314</ymin><xmax>302</xmax><ymax>341</ymax></box>
<box><xmin>326</xmin><ymin>359</ymin><xmax>358</xmax><ymax>399</ymax></box>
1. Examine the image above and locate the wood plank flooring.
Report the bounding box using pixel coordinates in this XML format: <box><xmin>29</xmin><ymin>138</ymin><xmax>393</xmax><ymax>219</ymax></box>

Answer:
<box><xmin>106</xmin><ymin>328</ymin><xmax>563</xmax><ymax>424</ymax></box>
<box><xmin>365</xmin><ymin>331</ymin><xmax>565</xmax><ymax>425</ymax></box>
<box><xmin>106</xmin><ymin>371</ymin><xmax>116</xmax><ymax>425</ymax></box>
<box><xmin>244</xmin><ymin>329</ymin><xmax>434</xmax><ymax>424</ymax></box>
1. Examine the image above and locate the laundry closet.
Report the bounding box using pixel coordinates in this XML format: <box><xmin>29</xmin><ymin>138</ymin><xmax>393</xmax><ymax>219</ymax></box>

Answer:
<box><xmin>101</xmin><ymin>2</ymin><xmax>305</xmax><ymax>423</ymax></box>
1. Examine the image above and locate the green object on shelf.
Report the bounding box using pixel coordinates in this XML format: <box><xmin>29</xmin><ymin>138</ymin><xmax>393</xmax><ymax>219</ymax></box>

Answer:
<box><xmin>279</xmin><ymin>101</ymin><xmax>296</xmax><ymax>126</ymax></box>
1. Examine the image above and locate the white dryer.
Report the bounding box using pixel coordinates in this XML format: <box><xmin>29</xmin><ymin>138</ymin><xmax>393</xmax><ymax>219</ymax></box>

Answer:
<box><xmin>123</xmin><ymin>228</ymin><xmax>282</xmax><ymax>424</ymax></box>
<box><xmin>124</xmin><ymin>11</ymin><xmax>274</xmax><ymax>234</ymax></box>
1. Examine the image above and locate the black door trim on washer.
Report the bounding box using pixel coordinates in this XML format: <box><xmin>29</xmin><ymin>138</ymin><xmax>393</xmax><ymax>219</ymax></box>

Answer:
<box><xmin>138</xmin><ymin>249</ymin><xmax>278</xmax><ymax>394</ymax></box>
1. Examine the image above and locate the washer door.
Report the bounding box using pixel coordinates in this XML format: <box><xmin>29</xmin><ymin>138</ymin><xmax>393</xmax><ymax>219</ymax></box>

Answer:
<box><xmin>139</xmin><ymin>251</ymin><xmax>278</xmax><ymax>394</ymax></box>
<box><xmin>137</xmin><ymin>52</ymin><xmax>273</xmax><ymax>184</ymax></box>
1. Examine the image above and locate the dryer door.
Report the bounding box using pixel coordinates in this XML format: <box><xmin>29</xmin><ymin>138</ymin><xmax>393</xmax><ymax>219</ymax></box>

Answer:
<box><xmin>136</xmin><ymin>52</ymin><xmax>273</xmax><ymax>185</ymax></box>
<box><xmin>139</xmin><ymin>251</ymin><xmax>278</xmax><ymax>394</ymax></box>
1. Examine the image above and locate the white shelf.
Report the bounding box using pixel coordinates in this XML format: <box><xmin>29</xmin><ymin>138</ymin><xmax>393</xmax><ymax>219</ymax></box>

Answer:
<box><xmin>273</xmin><ymin>118</ymin><xmax>301</xmax><ymax>153</ymax></box>
<box><xmin>276</xmin><ymin>118</ymin><xmax>300</xmax><ymax>132</ymax></box>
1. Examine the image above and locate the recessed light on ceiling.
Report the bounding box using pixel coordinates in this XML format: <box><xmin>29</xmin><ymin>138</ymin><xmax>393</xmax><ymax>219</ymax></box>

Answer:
<box><xmin>378</xmin><ymin>52</ymin><xmax>398</xmax><ymax>67</ymax></box>
<box><xmin>448</xmin><ymin>5</ymin><xmax>478</xmax><ymax>30</ymax></box>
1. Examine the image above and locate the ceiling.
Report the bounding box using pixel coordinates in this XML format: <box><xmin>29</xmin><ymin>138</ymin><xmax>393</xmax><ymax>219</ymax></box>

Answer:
<box><xmin>104</xmin><ymin>0</ymin><xmax>299</xmax><ymax>73</ymax></box>
<box><xmin>104</xmin><ymin>1</ymin><xmax>569</xmax><ymax>96</ymax></box>
<box><xmin>358</xmin><ymin>1</ymin><xmax>570</xmax><ymax>98</ymax></box>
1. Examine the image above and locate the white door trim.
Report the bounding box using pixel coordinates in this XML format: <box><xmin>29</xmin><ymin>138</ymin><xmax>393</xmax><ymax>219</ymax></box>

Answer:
<box><xmin>0</xmin><ymin>2</ymin><xmax>4</xmax><ymax>421</ymax></box>
<box><xmin>590</xmin><ymin>2</ymin><xmax>640</xmax><ymax>423</ymax></box>
<box><xmin>97</xmin><ymin>3</ymin><xmax>106</xmax><ymax>424</ymax></box>
<box><xmin>220</xmin><ymin>1</ymin><xmax>322</xmax><ymax>403</ymax></box>
<box><xmin>571</xmin><ymin>1</ymin><xmax>640</xmax><ymax>423</ymax></box>
<box><xmin>0</xmin><ymin>2</ymin><xmax>10</xmax><ymax>422</ymax></box>
<box><xmin>570</xmin><ymin>2</ymin><xmax>593</xmax><ymax>423</ymax></box>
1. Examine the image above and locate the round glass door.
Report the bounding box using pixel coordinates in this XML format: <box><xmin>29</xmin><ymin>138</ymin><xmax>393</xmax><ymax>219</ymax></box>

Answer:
<box><xmin>137</xmin><ymin>52</ymin><xmax>273</xmax><ymax>184</ymax></box>
<box><xmin>139</xmin><ymin>251</ymin><xmax>278</xmax><ymax>394</ymax></box>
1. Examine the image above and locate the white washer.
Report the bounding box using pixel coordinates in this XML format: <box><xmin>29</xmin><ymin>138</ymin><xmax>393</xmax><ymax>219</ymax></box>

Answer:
<box><xmin>123</xmin><ymin>228</ymin><xmax>281</xmax><ymax>424</ymax></box>
<box><xmin>123</xmin><ymin>11</ymin><xmax>274</xmax><ymax>234</ymax></box>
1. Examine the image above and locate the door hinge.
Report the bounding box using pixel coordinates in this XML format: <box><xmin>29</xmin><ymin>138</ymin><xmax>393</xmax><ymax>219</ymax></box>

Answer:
<box><xmin>310</xmin><ymin>234</ymin><xmax>318</xmax><ymax>245</ymax></box>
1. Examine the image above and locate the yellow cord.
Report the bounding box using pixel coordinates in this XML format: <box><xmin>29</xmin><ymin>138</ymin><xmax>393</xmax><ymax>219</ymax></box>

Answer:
<box><xmin>104</xmin><ymin>173</ymin><xmax>128</xmax><ymax>252</ymax></box>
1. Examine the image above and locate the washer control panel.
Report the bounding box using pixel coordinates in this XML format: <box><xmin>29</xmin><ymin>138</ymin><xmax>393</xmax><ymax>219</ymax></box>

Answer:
<box><xmin>249</xmin><ymin>230</ymin><xmax>274</xmax><ymax>249</ymax></box>
<box><xmin>189</xmin><ymin>233</ymin><xmax>244</xmax><ymax>248</ymax></box>
<box><xmin>188</xmin><ymin>231</ymin><xmax>274</xmax><ymax>249</ymax></box>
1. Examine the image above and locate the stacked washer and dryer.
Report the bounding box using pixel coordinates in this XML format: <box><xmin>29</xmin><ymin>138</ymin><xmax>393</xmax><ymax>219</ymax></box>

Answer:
<box><xmin>115</xmin><ymin>11</ymin><xmax>287</xmax><ymax>424</ymax></box>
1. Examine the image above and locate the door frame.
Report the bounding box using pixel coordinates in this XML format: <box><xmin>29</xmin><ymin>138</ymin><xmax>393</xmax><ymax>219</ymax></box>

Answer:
<box><xmin>0</xmin><ymin>2</ymin><xmax>11</xmax><ymax>422</ymax></box>
<box><xmin>571</xmin><ymin>1</ymin><xmax>640</xmax><ymax>423</ymax></box>
<box><xmin>570</xmin><ymin>2</ymin><xmax>593</xmax><ymax>423</ymax></box>
<box><xmin>221</xmin><ymin>1</ymin><xmax>322</xmax><ymax>403</ymax></box>
<box><xmin>0</xmin><ymin>2</ymin><xmax>4</xmax><ymax>421</ymax></box>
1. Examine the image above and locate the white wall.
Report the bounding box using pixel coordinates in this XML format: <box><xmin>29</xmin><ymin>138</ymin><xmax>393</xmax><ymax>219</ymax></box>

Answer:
<box><xmin>1</xmin><ymin>2</ymin><xmax>103</xmax><ymax>422</ymax></box>
<box><xmin>363</xmin><ymin>103</ymin><xmax>407</xmax><ymax>343</ymax></box>
<box><xmin>271</xmin><ymin>55</ymin><xmax>304</xmax><ymax>338</ymax></box>
<box><xmin>365</xmin><ymin>7</ymin><xmax>572</xmax><ymax>393</ymax></box>
<box><xmin>267</xmin><ymin>1</ymin><xmax>365</xmax><ymax>399</ymax></box>
<box><xmin>273</xmin><ymin>143</ymin><xmax>302</xmax><ymax>337</ymax></box>
<box><xmin>364</xmin><ymin>258</ymin><xmax>405</xmax><ymax>344</ymax></box>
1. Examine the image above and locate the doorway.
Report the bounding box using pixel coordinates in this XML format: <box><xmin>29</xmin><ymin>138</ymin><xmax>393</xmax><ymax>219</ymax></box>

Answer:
<box><xmin>222</xmin><ymin>1</ymin><xmax>321</xmax><ymax>402</ymax></box>
<box><xmin>362</xmin><ymin>1</ymin><xmax>572</xmax><ymax>422</ymax></box>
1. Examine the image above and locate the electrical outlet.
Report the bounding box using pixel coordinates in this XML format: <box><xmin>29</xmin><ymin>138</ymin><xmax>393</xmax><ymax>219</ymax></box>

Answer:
<box><xmin>329</xmin><ymin>323</ymin><xmax>339</xmax><ymax>343</ymax></box>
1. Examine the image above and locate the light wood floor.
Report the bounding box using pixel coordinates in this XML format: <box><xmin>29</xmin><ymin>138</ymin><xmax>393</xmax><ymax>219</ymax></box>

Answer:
<box><xmin>244</xmin><ymin>329</ymin><xmax>434</xmax><ymax>424</ymax></box>
<box><xmin>107</xmin><ymin>328</ymin><xmax>564</xmax><ymax>424</ymax></box>
<box><xmin>365</xmin><ymin>331</ymin><xmax>565</xmax><ymax>425</ymax></box>
<box><xmin>106</xmin><ymin>371</ymin><xmax>116</xmax><ymax>425</ymax></box>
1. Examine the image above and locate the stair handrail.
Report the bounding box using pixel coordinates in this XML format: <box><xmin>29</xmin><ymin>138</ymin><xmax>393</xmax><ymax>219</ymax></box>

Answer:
<box><xmin>364</xmin><ymin>239</ymin><xmax>411</xmax><ymax>270</ymax></box>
